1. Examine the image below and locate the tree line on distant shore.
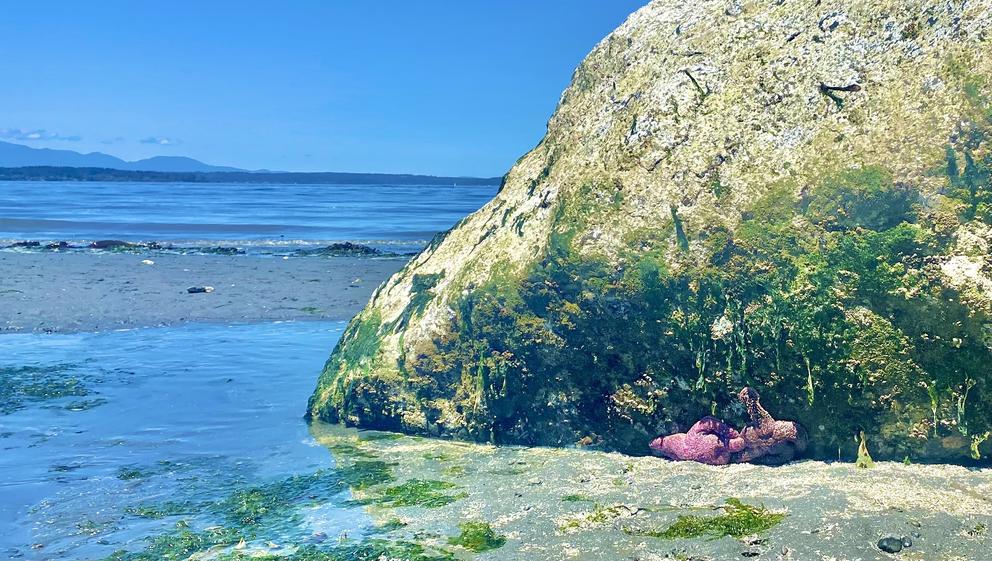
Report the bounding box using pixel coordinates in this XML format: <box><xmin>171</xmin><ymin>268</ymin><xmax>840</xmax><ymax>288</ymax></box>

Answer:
<box><xmin>0</xmin><ymin>166</ymin><xmax>501</xmax><ymax>186</ymax></box>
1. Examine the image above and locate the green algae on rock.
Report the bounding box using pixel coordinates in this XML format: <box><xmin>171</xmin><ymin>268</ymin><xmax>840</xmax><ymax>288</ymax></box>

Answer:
<box><xmin>212</xmin><ymin>542</ymin><xmax>456</xmax><ymax>561</ymax></box>
<box><xmin>213</xmin><ymin>463</ymin><xmax>396</xmax><ymax>532</ymax></box>
<box><xmin>625</xmin><ymin>498</ymin><xmax>785</xmax><ymax>540</ymax></box>
<box><xmin>308</xmin><ymin>0</ymin><xmax>992</xmax><ymax>463</ymax></box>
<box><xmin>116</xmin><ymin>466</ymin><xmax>148</xmax><ymax>481</ymax></box>
<box><xmin>562</xmin><ymin>494</ymin><xmax>594</xmax><ymax>503</ymax></box>
<box><xmin>115</xmin><ymin>533</ymin><xmax>457</xmax><ymax>561</ymax></box>
<box><xmin>446</xmin><ymin>521</ymin><xmax>507</xmax><ymax>552</ymax></box>
<box><xmin>107</xmin><ymin>522</ymin><xmax>243</xmax><ymax>561</ymax></box>
<box><xmin>348</xmin><ymin>479</ymin><xmax>467</xmax><ymax>509</ymax></box>
<box><xmin>0</xmin><ymin>364</ymin><xmax>97</xmax><ymax>415</ymax></box>
<box><xmin>124</xmin><ymin>501</ymin><xmax>205</xmax><ymax>519</ymax></box>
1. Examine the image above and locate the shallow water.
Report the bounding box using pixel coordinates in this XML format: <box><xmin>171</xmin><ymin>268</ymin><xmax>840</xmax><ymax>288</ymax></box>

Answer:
<box><xmin>0</xmin><ymin>181</ymin><xmax>497</xmax><ymax>253</ymax></box>
<box><xmin>0</xmin><ymin>321</ymin><xmax>367</xmax><ymax>559</ymax></box>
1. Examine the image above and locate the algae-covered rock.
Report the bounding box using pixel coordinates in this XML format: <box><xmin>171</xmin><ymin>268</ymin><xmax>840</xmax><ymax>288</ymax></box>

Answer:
<box><xmin>309</xmin><ymin>0</ymin><xmax>992</xmax><ymax>462</ymax></box>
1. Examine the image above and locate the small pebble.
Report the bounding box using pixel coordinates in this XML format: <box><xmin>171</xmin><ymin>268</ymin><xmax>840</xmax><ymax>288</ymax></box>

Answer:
<box><xmin>141</xmin><ymin>259</ymin><xmax>154</xmax><ymax>265</ymax></box>
<box><xmin>878</xmin><ymin>536</ymin><xmax>903</xmax><ymax>554</ymax></box>
<box><xmin>902</xmin><ymin>537</ymin><xmax>913</xmax><ymax>548</ymax></box>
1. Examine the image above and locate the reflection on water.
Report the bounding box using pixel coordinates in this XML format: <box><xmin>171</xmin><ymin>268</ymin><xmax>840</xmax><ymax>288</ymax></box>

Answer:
<box><xmin>0</xmin><ymin>321</ymin><xmax>369</xmax><ymax>559</ymax></box>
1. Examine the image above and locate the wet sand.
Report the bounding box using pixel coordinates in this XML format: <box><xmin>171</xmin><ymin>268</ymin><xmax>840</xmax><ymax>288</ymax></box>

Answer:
<box><xmin>310</xmin><ymin>423</ymin><xmax>992</xmax><ymax>561</ymax></box>
<box><xmin>0</xmin><ymin>252</ymin><xmax>406</xmax><ymax>333</ymax></box>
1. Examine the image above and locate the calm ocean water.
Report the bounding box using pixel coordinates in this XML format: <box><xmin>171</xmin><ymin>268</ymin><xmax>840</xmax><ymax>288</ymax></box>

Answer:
<box><xmin>0</xmin><ymin>181</ymin><xmax>497</xmax><ymax>558</ymax></box>
<box><xmin>0</xmin><ymin>181</ymin><xmax>497</xmax><ymax>253</ymax></box>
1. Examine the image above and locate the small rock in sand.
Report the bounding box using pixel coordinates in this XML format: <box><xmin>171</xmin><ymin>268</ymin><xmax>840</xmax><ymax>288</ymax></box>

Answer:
<box><xmin>141</xmin><ymin>259</ymin><xmax>154</xmax><ymax>265</ymax></box>
<box><xmin>187</xmin><ymin>286</ymin><xmax>215</xmax><ymax>294</ymax></box>
<box><xmin>878</xmin><ymin>536</ymin><xmax>904</xmax><ymax>554</ymax></box>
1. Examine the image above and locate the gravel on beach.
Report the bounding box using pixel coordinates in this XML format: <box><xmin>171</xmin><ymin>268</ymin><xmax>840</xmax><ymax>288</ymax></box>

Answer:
<box><xmin>0</xmin><ymin>251</ymin><xmax>406</xmax><ymax>333</ymax></box>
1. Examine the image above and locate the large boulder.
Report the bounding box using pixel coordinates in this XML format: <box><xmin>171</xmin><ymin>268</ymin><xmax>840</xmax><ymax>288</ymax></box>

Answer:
<box><xmin>309</xmin><ymin>0</ymin><xmax>992</xmax><ymax>462</ymax></box>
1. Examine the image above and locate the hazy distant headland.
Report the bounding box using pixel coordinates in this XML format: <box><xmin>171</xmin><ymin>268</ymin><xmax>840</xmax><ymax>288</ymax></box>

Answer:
<box><xmin>0</xmin><ymin>165</ymin><xmax>501</xmax><ymax>186</ymax></box>
<box><xmin>0</xmin><ymin>140</ymin><xmax>500</xmax><ymax>185</ymax></box>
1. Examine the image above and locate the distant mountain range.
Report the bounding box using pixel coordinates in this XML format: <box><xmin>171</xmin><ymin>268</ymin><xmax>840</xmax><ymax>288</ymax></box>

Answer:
<box><xmin>0</xmin><ymin>140</ymin><xmax>243</xmax><ymax>172</ymax></box>
<box><xmin>0</xmin><ymin>166</ymin><xmax>501</xmax><ymax>186</ymax></box>
<box><xmin>0</xmin><ymin>141</ymin><xmax>500</xmax><ymax>185</ymax></box>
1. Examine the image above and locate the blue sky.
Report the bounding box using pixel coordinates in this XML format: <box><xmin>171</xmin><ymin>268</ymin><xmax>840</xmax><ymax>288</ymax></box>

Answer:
<box><xmin>0</xmin><ymin>1</ymin><xmax>646</xmax><ymax>176</ymax></box>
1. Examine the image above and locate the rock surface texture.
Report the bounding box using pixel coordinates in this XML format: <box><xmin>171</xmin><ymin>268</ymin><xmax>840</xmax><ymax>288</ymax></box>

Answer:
<box><xmin>310</xmin><ymin>0</ymin><xmax>992</xmax><ymax>462</ymax></box>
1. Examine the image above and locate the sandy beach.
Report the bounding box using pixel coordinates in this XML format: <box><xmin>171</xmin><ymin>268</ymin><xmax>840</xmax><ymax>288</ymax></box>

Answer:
<box><xmin>0</xmin><ymin>251</ymin><xmax>406</xmax><ymax>333</ymax></box>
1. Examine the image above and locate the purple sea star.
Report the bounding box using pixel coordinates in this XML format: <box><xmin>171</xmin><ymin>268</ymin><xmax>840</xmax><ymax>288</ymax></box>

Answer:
<box><xmin>649</xmin><ymin>416</ymin><xmax>746</xmax><ymax>465</ymax></box>
<box><xmin>649</xmin><ymin>387</ymin><xmax>807</xmax><ymax>465</ymax></box>
<box><xmin>734</xmin><ymin>387</ymin><xmax>807</xmax><ymax>465</ymax></box>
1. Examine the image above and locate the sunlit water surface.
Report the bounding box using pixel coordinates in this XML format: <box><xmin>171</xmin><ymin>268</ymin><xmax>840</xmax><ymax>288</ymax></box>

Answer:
<box><xmin>0</xmin><ymin>181</ymin><xmax>498</xmax><ymax>254</ymax></box>
<box><xmin>0</xmin><ymin>321</ymin><xmax>364</xmax><ymax>559</ymax></box>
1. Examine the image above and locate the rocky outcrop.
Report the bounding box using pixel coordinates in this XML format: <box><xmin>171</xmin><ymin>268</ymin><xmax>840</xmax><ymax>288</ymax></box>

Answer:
<box><xmin>309</xmin><ymin>0</ymin><xmax>992</xmax><ymax>462</ymax></box>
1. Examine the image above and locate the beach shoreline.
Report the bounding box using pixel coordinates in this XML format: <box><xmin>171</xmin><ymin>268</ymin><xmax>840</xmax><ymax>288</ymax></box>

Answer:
<box><xmin>0</xmin><ymin>251</ymin><xmax>405</xmax><ymax>334</ymax></box>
